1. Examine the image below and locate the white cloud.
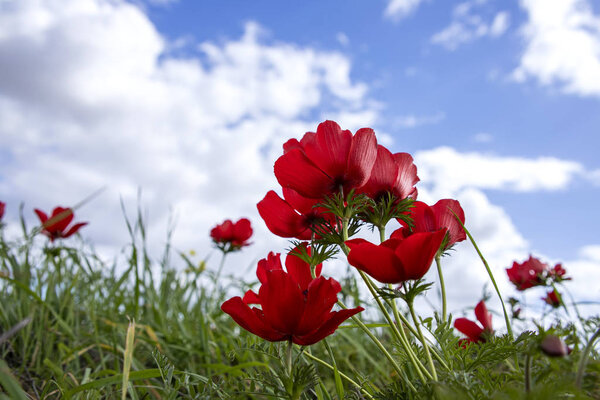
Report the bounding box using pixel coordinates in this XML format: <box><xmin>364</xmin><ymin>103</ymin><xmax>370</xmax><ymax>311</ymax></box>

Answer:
<box><xmin>0</xmin><ymin>0</ymin><xmax>377</xmax><ymax>274</ymax></box>
<box><xmin>512</xmin><ymin>0</ymin><xmax>600</xmax><ymax>97</ymax></box>
<box><xmin>384</xmin><ymin>0</ymin><xmax>426</xmax><ymax>21</ymax></box>
<box><xmin>336</xmin><ymin>32</ymin><xmax>349</xmax><ymax>47</ymax></box>
<box><xmin>472</xmin><ymin>132</ymin><xmax>493</xmax><ymax>143</ymax></box>
<box><xmin>414</xmin><ymin>146</ymin><xmax>584</xmax><ymax>197</ymax></box>
<box><xmin>431</xmin><ymin>1</ymin><xmax>510</xmax><ymax>51</ymax></box>
<box><xmin>393</xmin><ymin>111</ymin><xmax>445</xmax><ymax>128</ymax></box>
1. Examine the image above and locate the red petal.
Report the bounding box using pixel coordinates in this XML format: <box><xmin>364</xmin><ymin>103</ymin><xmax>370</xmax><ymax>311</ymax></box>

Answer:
<box><xmin>242</xmin><ymin>290</ymin><xmax>261</xmax><ymax>304</ymax></box>
<box><xmin>233</xmin><ymin>218</ymin><xmax>253</xmax><ymax>243</ymax></box>
<box><xmin>454</xmin><ymin>317</ymin><xmax>484</xmax><ymax>342</ymax></box>
<box><xmin>274</xmin><ymin>148</ymin><xmax>333</xmax><ymax>198</ymax></box>
<box><xmin>221</xmin><ymin>297</ymin><xmax>286</xmax><ymax>341</ymax></box>
<box><xmin>392</xmin><ymin>152</ymin><xmax>419</xmax><ymax>199</ymax></box>
<box><xmin>303</xmin><ymin>120</ymin><xmax>352</xmax><ymax>180</ymax></box>
<box><xmin>285</xmin><ymin>244</ymin><xmax>318</xmax><ymax>291</ymax></box>
<box><xmin>346</xmin><ymin>238</ymin><xmax>405</xmax><ymax>284</ymax></box>
<box><xmin>295</xmin><ymin>276</ymin><xmax>341</xmax><ymax>336</ymax></box>
<box><xmin>257</xmin><ymin>191</ymin><xmax>307</xmax><ymax>238</ymax></box>
<box><xmin>431</xmin><ymin>199</ymin><xmax>466</xmax><ymax>247</ymax></box>
<box><xmin>294</xmin><ymin>307</ymin><xmax>364</xmax><ymax>346</ymax></box>
<box><xmin>359</xmin><ymin>145</ymin><xmax>398</xmax><ymax>198</ymax></box>
<box><xmin>34</xmin><ymin>208</ymin><xmax>48</xmax><ymax>224</ymax></box>
<box><xmin>474</xmin><ymin>301</ymin><xmax>493</xmax><ymax>331</ymax></box>
<box><xmin>259</xmin><ymin>270</ymin><xmax>305</xmax><ymax>334</ymax></box>
<box><xmin>63</xmin><ymin>222</ymin><xmax>88</xmax><ymax>238</ymax></box>
<box><xmin>346</xmin><ymin>127</ymin><xmax>378</xmax><ymax>190</ymax></box>
<box><xmin>282</xmin><ymin>188</ymin><xmax>318</xmax><ymax>215</ymax></box>
<box><xmin>394</xmin><ymin>229</ymin><xmax>446</xmax><ymax>280</ymax></box>
<box><xmin>256</xmin><ymin>252</ymin><xmax>283</xmax><ymax>285</ymax></box>
<box><xmin>409</xmin><ymin>202</ymin><xmax>437</xmax><ymax>233</ymax></box>
<box><xmin>49</xmin><ymin>207</ymin><xmax>74</xmax><ymax>233</ymax></box>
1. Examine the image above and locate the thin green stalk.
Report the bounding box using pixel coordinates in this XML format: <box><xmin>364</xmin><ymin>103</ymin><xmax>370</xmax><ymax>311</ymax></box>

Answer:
<box><xmin>576</xmin><ymin>325</ymin><xmax>600</xmax><ymax>389</ymax></box>
<box><xmin>303</xmin><ymin>351</ymin><xmax>375</xmax><ymax>399</ymax></box>
<box><xmin>214</xmin><ymin>252</ymin><xmax>227</xmax><ymax>283</ymax></box>
<box><xmin>286</xmin><ymin>340</ymin><xmax>293</xmax><ymax>376</ymax></box>
<box><xmin>407</xmin><ymin>300</ymin><xmax>438</xmax><ymax>381</ymax></box>
<box><xmin>453</xmin><ymin>214</ymin><xmax>513</xmax><ymax>340</ymax></box>
<box><xmin>524</xmin><ymin>353</ymin><xmax>532</xmax><ymax>393</ymax></box>
<box><xmin>435</xmin><ymin>255</ymin><xmax>447</xmax><ymax>323</ymax></box>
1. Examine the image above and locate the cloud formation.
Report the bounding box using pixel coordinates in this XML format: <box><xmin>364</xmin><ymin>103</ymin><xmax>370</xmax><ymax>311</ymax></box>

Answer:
<box><xmin>513</xmin><ymin>0</ymin><xmax>600</xmax><ymax>97</ymax></box>
<box><xmin>384</xmin><ymin>0</ymin><xmax>426</xmax><ymax>21</ymax></box>
<box><xmin>431</xmin><ymin>1</ymin><xmax>510</xmax><ymax>50</ymax></box>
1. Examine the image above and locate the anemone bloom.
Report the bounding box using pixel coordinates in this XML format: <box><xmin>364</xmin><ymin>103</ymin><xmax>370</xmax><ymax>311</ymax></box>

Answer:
<box><xmin>210</xmin><ymin>218</ymin><xmax>253</xmax><ymax>252</ymax></box>
<box><xmin>543</xmin><ymin>289</ymin><xmax>561</xmax><ymax>308</ymax></box>
<box><xmin>221</xmin><ymin>250</ymin><xmax>363</xmax><ymax>346</ymax></box>
<box><xmin>454</xmin><ymin>300</ymin><xmax>493</xmax><ymax>345</ymax></box>
<box><xmin>345</xmin><ymin>229</ymin><xmax>446</xmax><ymax>284</ymax></box>
<box><xmin>392</xmin><ymin>199</ymin><xmax>466</xmax><ymax>251</ymax></box>
<box><xmin>274</xmin><ymin>120</ymin><xmax>378</xmax><ymax>199</ymax></box>
<box><xmin>506</xmin><ymin>255</ymin><xmax>547</xmax><ymax>291</ymax></box>
<box><xmin>257</xmin><ymin>188</ymin><xmax>331</xmax><ymax>240</ymax></box>
<box><xmin>0</xmin><ymin>201</ymin><xmax>5</xmax><ymax>222</ymax></box>
<box><xmin>34</xmin><ymin>207</ymin><xmax>87</xmax><ymax>242</ymax></box>
<box><xmin>358</xmin><ymin>145</ymin><xmax>419</xmax><ymax>202</ymax></box>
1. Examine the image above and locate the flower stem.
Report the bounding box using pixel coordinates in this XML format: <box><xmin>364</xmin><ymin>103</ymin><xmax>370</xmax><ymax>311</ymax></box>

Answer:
<box><xmin>576</xmin><ymin>325</ymin><xmax>600</xmax><ymax>389</ymax></box>
<box><xmin>286</xmin><ymin>340</ymin><xmax>293</xmax><ymax>376</ymax></box>
<box><xmin>524</xmin><ymin>353</ymin><xmax>532</xmax><ymax>392</ymax></box>
<box><xmin>214</xmin><ymin>252</ymin><xmax>227</xmax><ymax>283</ymax></box>
<box><xmin>454</xmin><ymin>215</ymin><xmax>513</xmax><ymax>340</ymax></box>
<box><xmin>407</xmin><ymin>299</ymin><xmax>438</xmax><ymax>381</ymax></box>
<box><xmin>435</xmin><ymin>255</ymin><xmax>447</xmax><ymax>324</ymax></box>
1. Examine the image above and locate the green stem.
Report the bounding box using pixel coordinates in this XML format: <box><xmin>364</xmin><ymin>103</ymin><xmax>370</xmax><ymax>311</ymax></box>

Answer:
<box><xmin>576</xmin><ymin>325</ymin><xmax>600</xmax><ymax>389</ymax></box>
<box><xmin>524</xmin><ymin>353</ymin><xmax>532</xmax><ymax>392</ymax></box>
<box><xmin>407</xmin><ymin>300</ymin><xmax>438</xmax><ymax>381</ymax></box>
<box><xmin>454</xmin><ymin>215</ymin><xmax>513</xmax><ymax>340</ymax></box>
<box><xmin>435</xmin><ymin>255</ymin><xmax>447</xmax><ymax>324</ymax></box>
<box><xmin>214</xmin><ymin>252</ymin><xmax>227</xmax><ymax>283</ymax></box>
<box><xmin>286</xmin><ymin>340</ymin><xmax>293</xmax><ymax>376</ymax></box>
<box><xmin>303</xmin><ymin>351</ymin><xmax>375</xmax><ymax>399</ymax></box>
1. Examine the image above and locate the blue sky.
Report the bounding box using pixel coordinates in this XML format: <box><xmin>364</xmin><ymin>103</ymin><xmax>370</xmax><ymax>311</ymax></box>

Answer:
<box><xmin>0</xmin><ymin>0</ymin><xmax>599</xmax><ymax>314</ymax></box>
<box><xmin>140</xmin><ymin>0</ymin><xmax>600</xmax><ymax>260</ymax></box>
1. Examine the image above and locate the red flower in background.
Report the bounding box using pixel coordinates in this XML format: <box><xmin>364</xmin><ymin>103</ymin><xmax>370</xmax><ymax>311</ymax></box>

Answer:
<box><xmin>506</xmin><ymin>256</ymin><xmax>547</xmax><ymax>291</ymax></box>
<box><xmin>346</xmin><ymin>228</ymin><xmax>446</xmax><ymax>284</ymax></box>
<box><xmin>454</xmin><ymin>300</ymin><xmax>493</xmax><ymax>345</ymax></box>
<box><xmin>257</xmin><ymin>189</ymin><xmax>332</xmax><ymax>240</ymax></box>
<box><xmin>548</xmin><ymin>263</ymin><xmax>570</xmax><ymax>283</ymax></box>
<box><xmin>543</xmin><ymin>289</ymin><xmax>561</xmax><ymax>308</ymax></box>
<box><xmin>221</xmin><ymin>250</ymin><xmax>363</xmax><ymax>346</ymax></box>
<box><xmin>392</xmin><ymin>199</ymin><xmax>466</xmax><ymax>251</ymax></box>
<box><xmin>34</xmin><ymin>207</ymin><xmax>88</xmax><ymax>242</ymax></box>
<box><xmin>0</xmin><ymin>201</ymin><xmax>5</xmax><ymax>222</ymax></box>
<box><xmin>274</xmin><ymin>120</ymin><xmax>378</xmax><ymax>199</ymax></box>
<box><xmin>210</xmin><ymin>218</ymin><xmax>253</xmax><ymax>252</ymax></box>
<box><xmin>358</xmin><ymin>146</ymin><xmax>419</xmax><ymax>202</ymax></box>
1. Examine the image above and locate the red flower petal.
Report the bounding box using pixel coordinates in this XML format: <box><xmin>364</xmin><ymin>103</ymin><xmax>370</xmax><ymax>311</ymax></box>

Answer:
<box><xmin>431</xmin><ymin>199</ymin><xmax>466</xmax><ymax>247</ymax></box>
<box><xmin>259</xmin><ymin>270</ymin><xmax>305</xmax><ymax>334</ymax></box>
<box><xmin>63</xmin><ymin>222</ymin><xmax>88</xmax><ymax>238</ymax></box>
<box><xmin>257</xmin><ymin>191</ymin><xmax>307</xmax><ymax>238</ymax></box>
<box><xmin>359</xmin><ymin>145</ymin><xmax>398</xmax><ymax>199</ymax></box>
<box><xmin>34</xmin><ymin>208</ymin><xmax>48</xmax><ymax>224</ymax></box>
<box><xmin>295</xmin><ymin>276</ymin><xmax>341</xmax><ymax>336</ymax></box>
<box><xmin>274</xmin><ymin>148</ymin><xmax>333</xmax><ymax>198</ymax></box>
<box><xmin>256</xmin><ymin>252</ymin><xmax>283</xmax><ymax>285</ymax></box>
<box><xmin>346</xmin><ymin>238</ymin><xmax>406</xmax><ymax>284</ymax></box>
<box><xmin>346</xmin><ymin>127</ymin><xmax>378</xmax><ymax>190</ymax></box>
<box><xmin>454</xmin><ymin>317</ymin><xmax>484</xmax><ymax>342</ymax></box>
<box><xmin>394</xmin><ymin>229</ymin><xmax>446</xmax><ymax>280</ymax></box>
<box><xmin>242</xmin><ymin>290</ymin><xmax>261</xmax><ymax>304</ymax></box>
<box><xmin>221</xmin><ymin>297</ymin><xmax>286</xmax><ymax>342</ymax></box>
<box><xmin>474</xmin><ymin>300</ymin><xmax>492</xmax><ymax>331</ymax></box>
<box><xmin>49</xmin><ymin>207</ymin><xmax>74</xmax><ymax>232</ymax></box>
<box><xmin>303</xmin><ymin>120</ymin><xmax>352</xmax><ymax>180</ymax></box>
<box><xmin>285</xmin><ymin>245</ymin><xmax>321</xmax><ymax>291</ymax></box>
<box><xmin>392</xmin><ymin>152</ymin><xmax>419</xmax><ymax>199</ymax></box>
<box><xmin>294</xmin><ymin>307</ymin><xmax>364</xmax><ymax>346</ymax></box>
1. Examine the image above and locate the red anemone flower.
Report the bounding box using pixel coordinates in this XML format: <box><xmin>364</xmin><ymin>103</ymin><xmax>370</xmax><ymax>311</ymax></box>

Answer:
<box><xmin>358</xmin><ymin>145</ymin><xmax>419</xmax><ymax>202</ymax></box>
<box><xmin>210</xmin><ymin>218</ymin><xmax>253</xmax><ymax>252</ymax></box>
<box><xmin>274</xmin><ymin>120</ymin><xmax>378</xmax><ymax>199</ymax></box>
<box><xmin>345</xmin><ymin>229</ymin><xmax>446</xmax><ymax>284</ymax></box>
<box><xmin>221</xmin><ymin>250</ymin><xmax>363</xmax><ymax>346</ymax></box>
<box><xmin>543</xmin><ymin>289</ymin><xmax>561</xmax><ymax>308</ymax></box>
<box><xmin>34</xmin><ymin>207</ymin><xmax>88</xmax><ymax>242</ymax></box>
<box><xmin>0</xmin><ymin>201</ymin><xmax>5</xmax><ymax>222</ymax></box>
<box><xmin>392</xmin><ymin>199</ymin><xmax>466</xmax><ymax>251</ymax></box>
<box><xmin>257</xmin><ymin>189</ymin><xmax>332</xmax><ymax>240</ymax></box>
<box><xmin>454</xmin><ymin>300</ymin><xmax>493</xmax><ymax>345</ymax></box>
<box><xmin>548</xmin><ymin>263</ymin><xmax>570</xmax><ymax>283</ymax></box>
<box><xmin>506</xmin><ymin>255</ymin><xmax>547</xmax><ymax>291</ymax></box>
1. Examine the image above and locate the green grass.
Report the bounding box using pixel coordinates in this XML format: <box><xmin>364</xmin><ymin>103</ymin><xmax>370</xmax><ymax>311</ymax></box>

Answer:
<box><xmin>0</xmin><ymin>210</ymin><xmax>598</xmax><ymax>399</ymax></box>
